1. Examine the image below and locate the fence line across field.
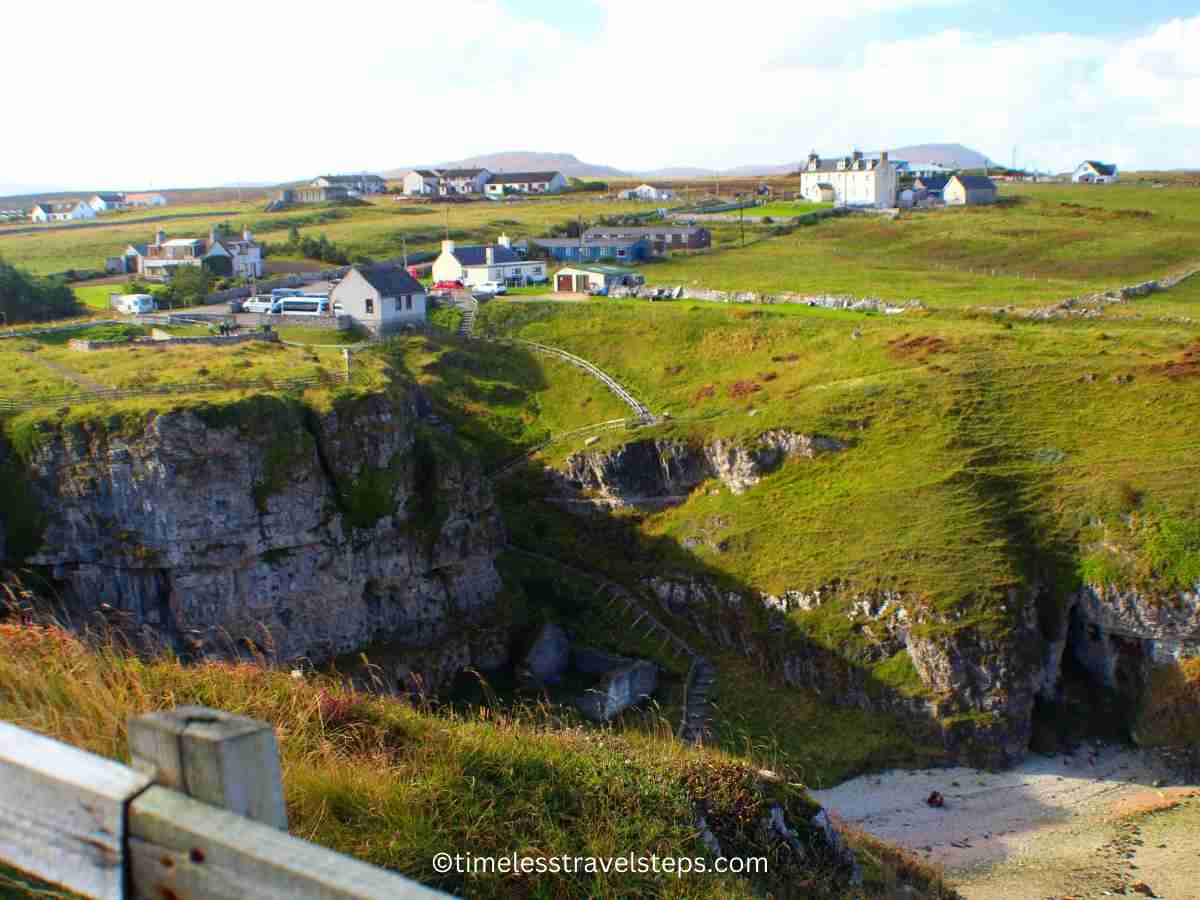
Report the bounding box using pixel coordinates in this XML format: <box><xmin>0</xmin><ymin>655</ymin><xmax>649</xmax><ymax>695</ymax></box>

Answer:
<box><xmin>0</xmin><ymin>707</ymin><xmax>450</xmax><ymax>899</ymax></box>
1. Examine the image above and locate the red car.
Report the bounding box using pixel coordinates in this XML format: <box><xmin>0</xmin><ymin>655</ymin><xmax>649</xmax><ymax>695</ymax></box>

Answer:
<box><xmin>432</xmin><ymin>280</ymin><xmax>464</xmax><ymax>291</ymax></box>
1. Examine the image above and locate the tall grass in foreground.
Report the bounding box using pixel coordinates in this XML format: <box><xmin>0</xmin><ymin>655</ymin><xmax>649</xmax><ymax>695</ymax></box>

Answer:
<box><xmin>0</xmin><ymin>620</ymin><xmax>956</xmax><ymax>899</ymax></box>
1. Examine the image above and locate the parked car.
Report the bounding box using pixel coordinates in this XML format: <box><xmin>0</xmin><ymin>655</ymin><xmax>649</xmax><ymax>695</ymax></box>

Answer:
<box><xmin>432</xmin><ymin>280</ymin><xmax>464</xmax><ymax>291</ymax></box>
<box><xmin>243</xmin><ymin>295</ymin><xmax>275</xmax><ymax>313</ymax></box>
<box><xmin>473</xmin><ymin>280</ymin><xmax>507</xmax><ymax>295</ymax></box>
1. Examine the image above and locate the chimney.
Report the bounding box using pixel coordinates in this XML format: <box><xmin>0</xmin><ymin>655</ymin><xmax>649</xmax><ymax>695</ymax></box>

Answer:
<box><xmin>880</xmin><ymin>151</ymin><xmax>889</xmax><ymax>165</ymax></box>
<box><xmin>852</xmin><ymin>149</ymin><xmax>863</xmax><ymax>161</ymax></box>
<box><xmin>209</xmin><ymin>226</ymin><xmax>217</xmax><ymax>243</ymax></box>
<box><xmin>486</xmin><ymin>246</ymin><xmax>495</xmax><ymax>265</ymax></box>
<box><xmin>441</xmin><ymin>239</ymin><xmax>456</xmax><ymax>255</ymax></box>
<box><xmin>155</xmin><ymin>228</ymin><xmax>166</xmax><ymax>246</ymax></box>
<box><xmin>498</xmin><ymin>233</ymin><xmax>511</xmax><ymax>249</ymax></box>
<box><xmin>243</xmin><ymin>227</ymin><xmax>252</xmax><ymax>242</ymax></box>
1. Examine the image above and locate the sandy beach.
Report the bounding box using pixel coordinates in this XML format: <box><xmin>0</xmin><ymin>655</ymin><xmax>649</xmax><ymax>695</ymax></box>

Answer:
<box><xmin>812</xmin><ymin>745</ymin><xmax>1200</xmax><ymax>899</ymax></box>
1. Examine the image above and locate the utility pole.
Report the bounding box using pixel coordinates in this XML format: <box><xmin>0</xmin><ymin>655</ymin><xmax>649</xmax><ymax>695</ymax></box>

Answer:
<box><xmin>740</xmin><ymin>198</ymin><xmax>745</xmax><ymax>247</ymax></box>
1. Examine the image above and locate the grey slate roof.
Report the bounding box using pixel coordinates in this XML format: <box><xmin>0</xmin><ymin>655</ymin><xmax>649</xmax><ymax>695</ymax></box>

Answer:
<box><xmin>584</xmin><ymin>226</ymin><xmax>705</xmax><ymax>239</ymax></box>
<box><xmin>953</xmin><ymin>175</ymin><xmax>997</xmax><ymax>191</ymax></box>
<box><xmin>94</xmin><ymin>193</ymin><xmax>124</xmax><ymax>202</ymax></box>
<box><xmin>440</xmin><ymin>168</ymin><xmax>487</xmax><ymax>178</ymax></box>
<box><xmin>914</xmin><ymin>175</ymin><xmax>949</xmax><ymax>191</ymax></box>
<box><xmin>451</xmin><ymin>244</ymin><xmax>523</xmax><ymax>266</ymax></box>
<box><xmin>1084</xmin><ymin>160</ymin><xmax>1117</xmax><ymax>176</ymax></box>
<box><xmin>357</xmin><ymin>265</ymin><xmax>425</xmax><ymax>296</ymax></box>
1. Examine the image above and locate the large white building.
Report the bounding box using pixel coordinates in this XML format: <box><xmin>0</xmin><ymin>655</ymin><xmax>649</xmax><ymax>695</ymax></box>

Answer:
<box><xmin>799</xmin><ymin>151</ymin><xmax>898</xmax><ymax>208</ymax></box>
<box><xmin>484</xmin><ymin>171</ymin><xmax>567</xmax><ymax>197</ymax></box>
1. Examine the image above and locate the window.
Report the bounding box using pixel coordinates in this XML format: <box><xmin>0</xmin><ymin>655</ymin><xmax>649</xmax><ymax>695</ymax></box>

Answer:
<box><xmin>365</xmin><ymin>297</ymin><xmax>374</xmax><ymax>314</ymax></box>
<box><xmin>404</xmin><ymin>295</ymin><xmax>412</xmax><ymax>311</ymax></box>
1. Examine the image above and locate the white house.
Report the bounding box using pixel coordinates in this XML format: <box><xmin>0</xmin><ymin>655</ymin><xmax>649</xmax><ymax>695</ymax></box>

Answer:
<box><xmin>1072</xmin><ymin>161</ymin><xmax>1119</xmax><ymax>184</ymax></box>
<box><xmin>125</xmin><ymin>192</ymin><xmax>168</xmax><ymax>207</ymax></box>
<box><xmin>432</xmin><ymin>236</ymin><xmax>547</xmax><ymax>287</ymax></box>
<box><xmin>89</xmin><ymin>193</ymin><xmax>126</xmax><ymax>213</ymax></box>
<box><xmin>619</xmin><ymin>183</ymin><xmax>676</xmax><ymax>202</ymax></box>
<box><xmin>798</xmin><ymin>151</ymin><xmax>897</xmax><ymax>208</ymax></box>
<box><xmin>402</xmin><ymin>170</ymin><xmax>441</xmax><ymax>195</ymax></box>
<box><xmin>944</xmin><ymin>174</ymin><xmax>998</xmax><ymax>206</ymax></box>
<box><xmin>484</xmin><ymin>171</ymin><xmax>567</xmax><ymax>197</ymax></box>
<box><xmin>313</xmin><ymin>174</ymin><xmax>387</xmax><ymax>196</ymax></box>
<box><xmin>127</xmin><ymin>227</ymin><xmax>263</xmax><ymax>279</ymax></box>
<box><xmin>30</xmin><ymin>201</ymin><xmax>96</xmax><ymax>222</ymax></box>
<box><xmin>438</xmin><ymin>168</ymin><xmax>491</xmax><ymax>195</ymax></box>
<box><xmin>330</xmin><ymin>266</ymin><xmax>426</xmax><ymax>333</ymax></box>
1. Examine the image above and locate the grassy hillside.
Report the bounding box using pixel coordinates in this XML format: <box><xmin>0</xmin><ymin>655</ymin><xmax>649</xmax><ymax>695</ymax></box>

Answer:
<box><xmin>477</xmin><ymin>292</ymin><xmax>1200</xmax><ymax>643</ymax></box>
<box><xmin>0</xmin><ymin>622</ymin><xmax>954</xmax><ymax>900</ymax></box>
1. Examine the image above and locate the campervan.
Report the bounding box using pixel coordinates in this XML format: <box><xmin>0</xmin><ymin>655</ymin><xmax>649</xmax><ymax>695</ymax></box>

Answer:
<box><xmin>113</xmin><ymin>294</ymin><xmax>157</xmax><ymax>315</ymax></box>
<box><xmin>269</xmin><ymin>296</ymin><xmax>331</xmax><ymax>317</ymax></box>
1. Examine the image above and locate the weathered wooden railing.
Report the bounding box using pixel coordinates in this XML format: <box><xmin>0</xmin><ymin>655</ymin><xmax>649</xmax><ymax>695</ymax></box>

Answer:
<box><xmin>0</xmin><ymin>707</ymin><xmax>450</xmax><ymax>899</ymax></box>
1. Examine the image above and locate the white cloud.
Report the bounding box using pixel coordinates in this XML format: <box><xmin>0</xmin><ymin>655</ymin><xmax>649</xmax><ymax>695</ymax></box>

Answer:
<box><xmin>3</xmin><ymin>2</ymin><xmax>1198</xmax><ymax>186</ymax></box>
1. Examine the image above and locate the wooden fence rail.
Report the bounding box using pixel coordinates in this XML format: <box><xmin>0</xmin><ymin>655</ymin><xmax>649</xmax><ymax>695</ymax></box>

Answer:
<box><xmin>0</xmin><ymin>707</ymin><xmax>451</xmax><ymax>899</ymax></box>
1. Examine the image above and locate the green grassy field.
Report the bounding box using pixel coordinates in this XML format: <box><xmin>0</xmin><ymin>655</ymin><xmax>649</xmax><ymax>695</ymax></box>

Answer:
<box><xmin>746</xmin><ymin>201</ymin><xmax>832</xmax><ymax>217</ymax></box>
<box><xmin>632</xmin><ymin>183</ymin><xmax>1200</xmax><ymax>308</ymax></box>
<box><xmin>73</xmin><ymin>282</ymin><xmax>128</xmax><ymax>310</ymax></box>
<box><xmin>0</xmin><ymin>324</ymin><xmax>380</xmax><ymax>402</ymax></box>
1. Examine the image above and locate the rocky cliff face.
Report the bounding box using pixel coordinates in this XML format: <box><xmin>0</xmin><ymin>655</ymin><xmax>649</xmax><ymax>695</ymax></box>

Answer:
<box><xmin>644</xmin><ymin>573</ymin><xmax>1043</xmax><ymax>767</ymax></box>
<box><xmin>0</xmin><ymin>390</ymin><xmax>506</xmax><ymax>687</ymax></box>
<box><xmin>1042</xmin><ymin>584</ymin><xmax>1200</xmax><ymax>700</ymax></box>
<box><xmin>564</xmin><ymin>430</ymin><xmax>845</xmax><ymax>505</ymax></box>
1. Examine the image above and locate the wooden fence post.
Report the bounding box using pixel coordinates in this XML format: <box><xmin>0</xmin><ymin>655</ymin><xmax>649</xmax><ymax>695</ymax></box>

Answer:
<box><xmin>128</xmin><ymin>706</ymin><xmax>288</xmax><ymax>830</ymax></box>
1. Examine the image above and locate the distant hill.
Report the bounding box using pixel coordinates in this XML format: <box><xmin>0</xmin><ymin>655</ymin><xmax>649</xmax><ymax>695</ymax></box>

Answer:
<box><xmin>887</xmin><ymin>143</ymin><xmax>995</xmax><ymax>169</ymax></box>
<box><xmin>382</xmin><ymin>152</ymin><xmax>628</xmax><ymax>180</ymax></box>
<box><xmin>636</xmin><ymin>167</ymin><xmax>719</xmax><ymax>179</ymax></box>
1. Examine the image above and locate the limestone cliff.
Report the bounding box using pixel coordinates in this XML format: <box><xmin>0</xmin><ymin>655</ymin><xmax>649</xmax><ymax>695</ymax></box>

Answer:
<box><xmin>0</xmin><ymin>390</ymin><xmax>506</xmax><ymax>685</ymax></box>
<box><xmin>563</xmin><ymin>430</ymin><xmax>845</xmax><ymax>504</ymax></box>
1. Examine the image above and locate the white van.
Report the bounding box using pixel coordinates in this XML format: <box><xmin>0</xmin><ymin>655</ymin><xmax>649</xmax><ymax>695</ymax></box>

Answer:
<box><xmin>113</xmin><ymin>294</ymin><xmax>157</xmax><ymax>315</ymax></box>
<box><xmin>243</xmin><ymin>294</ymin><xmax>276</xmax><ymax>313</ymax></box>
<box><xmin>269</xmin><ymin>296</ymin><xmax>331</xmax><ymax>317</ymax></box>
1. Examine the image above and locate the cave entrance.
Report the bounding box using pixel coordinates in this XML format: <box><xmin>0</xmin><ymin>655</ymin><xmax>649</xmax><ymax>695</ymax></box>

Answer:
<box><xmin>1030</xmin><ymin>603</ymin><xmax>1141</xmax><ymax>754</ymax></box>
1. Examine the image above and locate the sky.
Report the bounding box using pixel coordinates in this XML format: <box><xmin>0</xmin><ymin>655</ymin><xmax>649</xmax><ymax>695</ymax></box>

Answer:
<box><xmin>2</xmin><ymin>0</ymin><xmax>1198</xmax><ymax>191</ymax></box>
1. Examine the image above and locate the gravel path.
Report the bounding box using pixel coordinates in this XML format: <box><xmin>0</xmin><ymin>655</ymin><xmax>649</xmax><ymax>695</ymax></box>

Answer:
<box><xmin>811</xmin><ymin>745</ymin><xmax>1200</xmax><ymax>899</ymax></box>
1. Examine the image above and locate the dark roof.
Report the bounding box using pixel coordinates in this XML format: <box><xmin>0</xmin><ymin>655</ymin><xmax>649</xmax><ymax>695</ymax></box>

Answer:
<box><xmin>126</xmin><ymin>243</ymin><xmax>148</xmax><ymax>256</ymax></box>
<box><xmin>451</xmin><ymin>244</ymin><xmax>523</xmax><ymax>266</ymax></box>
<box><xmin>531</xmin><ymin>237</ymin><xmax>644</xmax><ymax>249</ymax></box>
<box><xmin>1083</xmin><ymin>160</ymin><xmax>1117</xmax><ymax>176</ymax></box>
<box><xmin>356</xmin><ymin>265</ymin><xmax>425</xmax><ymax>296</ymax></box>
<box><xmin>952</xmin><ymin>175</ymin><xmax>997</xmax><ymax>191</ymax></box>
<box><xmin>584</xmin><ymin>226</ymin><xmax>705</xmax><ymax>238</ymax></box>
<box><xmin>487</xmin><ymin>171</ymin><xmax>561</xmax><ymax>184</ymax></box>
<box><xmin>93</xmin><ymin>192</ymin><xmax>124</xmax><ymax>202</ymax></box>
<box><xmin>412</xmin><ymin>169</ymin><xmax>440</xmax><ymax>178</ymax></box>
<box><xmin>914</xmin><ymin>175</ymin><xmax>949</xmax><ymax>190</ymax></box>
<box><xmin>440</xmin><ymin>168</ymin><xmax>487</xmax><ymax>178</ymax></box>
<box><xmin>801</xmin><ymin>156</ymin><xmax>881</xmax><ymax>173</ymax></box>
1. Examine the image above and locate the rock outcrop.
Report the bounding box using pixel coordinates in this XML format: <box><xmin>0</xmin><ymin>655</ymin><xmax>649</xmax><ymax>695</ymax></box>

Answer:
<box><xmin>643</xmin><ymin>573</ymin><xmax>1044</xmax><ymax>767</ymax></box>
<box><xmin>0</xmin><ymin>389</ymin><xmax>505</xmax><ymax>687</ymax></box>
<box><xmin>563</xmin><ymin>430</ymin><xmax>844</xmax><ymax>506</ymax></box>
